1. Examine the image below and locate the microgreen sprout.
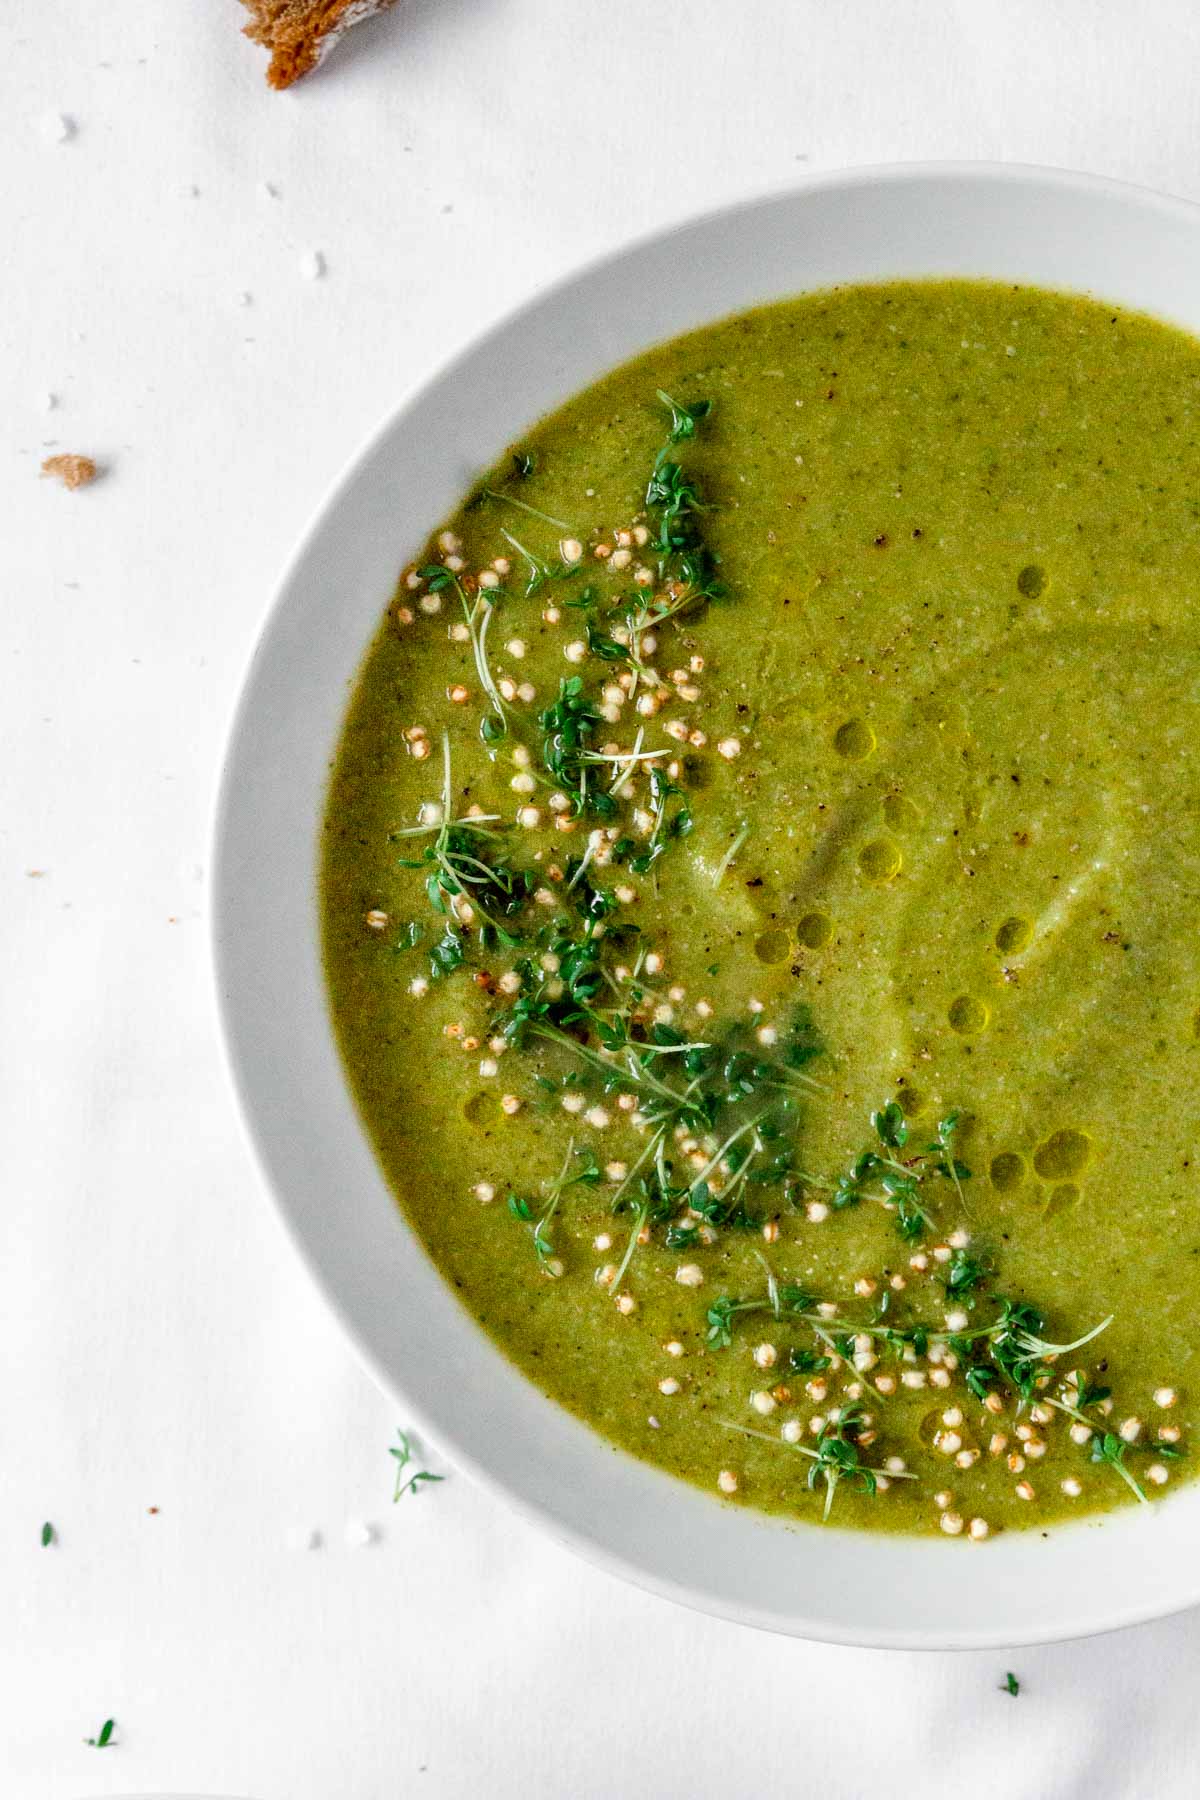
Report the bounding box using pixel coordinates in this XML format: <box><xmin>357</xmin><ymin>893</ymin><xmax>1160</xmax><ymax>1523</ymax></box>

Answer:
<box><xmin>507</xmin><ymin>1139</ymin><xmax>602</xmax><ymax>1274</ymax></box>
<box><xmin>712</xmin><ymin>819</ymin><xmax>751</xmax><ymax>886</ymax></box>
<box><xmin>1039</xmin><ymin>1370</ymin><xmax>1180</xmax><ymax>1505</ymax></box>
<box><xmin>584</xmin><ymin>726</ymin><xmax>672</xmax><ymax>802</ymax></box>
<box><xmin>657</xmin><ymin>390</ymin><xmax>713</xmax><ymax>442</ymax></box>
<box><xmin>390</xmin><ymin>1429</ymin><xmax>444</xmax><ymax>1501</ymax></box>
<box><xmin>538</xmin><ymin>677</ymin><xmax>615</xmax><ymax>820</ymax></box>
<box><xmin>703</xmin><ymin>1260</ymin><xmax>1113</xmax><ymax>1412</ymax></box>
<box><xmin>926</xmin><ymin>1111</ymin><xmax>972</xmax><ymax>1211</ymax></box>
<box><xmin>643</xmin><ymin>394</ymin><xmax>726</xmax><ymax>602</ymax></box>
<box><xmin>944</xmin><ymin>1248</ymin><xmax>991</xmax><ymax>1301</ymax></box>
<box><xmin>706</xmin><ymin>1277</ymin><xmax>814</xmax><ymax>1348</ymax></box>
<box><xmin>1088</xmin><ymin>1431</ymin><xmax>1148</xmax><ymax>1503</ymax></box>
<box><xmin>979</xmin><ymin>1304</ymin><xmax>1113</xmax><ymax>1404</ymax></box>
<box><xmin>722</xmin><ymin>1405</ymin><xmax>916</xmax><ymax>1520</ymax></box>
<box><xmin>478</xmin><ymin>487</ymin><xmax>570</xmax><ymax>531</ymax></box>
<box><xmin>628</xmin><ymin>766</ymin><xmax>693</xmax><ymax>877</ymax></box>
<box><xmin>805</xmin><ymin>1096</ymin><xmax>970</xmax><ymax>1243</ymax></box>
<box><xmin>391</xmin><ymin>735</ymin><xmax>533</xmax><ymax>957</ymax></box>
<box><xmin>500</xmin><ymin>527</ymin><xmax>579</xmax><ymax>598</ymax></box>
<box><xmin>495</xmin><ymin>985</ymin><xmax>823</xmax><ymax>1289</ymax></box>
<box><xmin>417</xmin><ymin>563</ymin><xmax>508</xmax><ymax>734</ymax></box>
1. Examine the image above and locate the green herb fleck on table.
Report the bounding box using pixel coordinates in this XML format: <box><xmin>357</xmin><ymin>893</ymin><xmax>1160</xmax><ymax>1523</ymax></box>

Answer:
<box><xmin>390</xmin><ymin>1429</ymin><xmax>445</xmax><ymax>1501</ymax></box>
<box><xmin>40</xmin><ymin>1521</ymin><xmax>53</xmax><ymax>1547</ymax></box>
<box><xmin>85</xmin><ymin>1719</ymin><xmax>115</xmax><ymax>1749</ymax></box>
<box><xmin>1002</xmin><ymin>1671</ymin><xmax>1020</xmax><ymax>1697</ymax></box>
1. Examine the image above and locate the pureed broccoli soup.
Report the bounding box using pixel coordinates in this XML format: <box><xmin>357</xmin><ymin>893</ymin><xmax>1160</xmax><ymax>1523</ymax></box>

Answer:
<box><xmin>322</xmin><ymin>282</ymin><xmax>1197</xmax><ymax>1538</ymax></box>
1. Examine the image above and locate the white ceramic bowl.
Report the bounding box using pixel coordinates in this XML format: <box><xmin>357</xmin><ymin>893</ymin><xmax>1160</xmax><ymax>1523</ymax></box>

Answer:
<box><xmin>213</xmin><ymin>164</ymin><xmax>1200</xmax><ymax>1648</ymax></box>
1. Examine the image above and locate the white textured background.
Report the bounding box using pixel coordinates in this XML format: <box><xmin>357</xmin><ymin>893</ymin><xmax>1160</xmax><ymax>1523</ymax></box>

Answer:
<box><xmin>5</xmin><ymin>4</ymin><xmax>1200</xmax><ymax>1797</ymax></box>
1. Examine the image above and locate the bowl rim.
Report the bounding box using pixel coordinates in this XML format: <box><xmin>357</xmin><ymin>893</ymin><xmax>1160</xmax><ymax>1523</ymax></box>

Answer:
<box><xmin>211</xmin><ymin>159</ymin><xmax>1200</xmax><ymax>1650</ymax></box>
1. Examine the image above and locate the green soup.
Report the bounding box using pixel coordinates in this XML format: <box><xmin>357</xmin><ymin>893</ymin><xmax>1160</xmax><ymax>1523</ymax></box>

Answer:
<box><xmin>323</xmin><ymin>281</ymin><xmax>1199</xmax><ymax>1538</ymax></box>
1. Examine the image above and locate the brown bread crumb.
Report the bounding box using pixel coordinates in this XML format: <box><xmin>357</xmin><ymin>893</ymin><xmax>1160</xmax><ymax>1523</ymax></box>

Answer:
<box><xmin>241</xmin><ymin>0</ymin><xmax>399</xmax><ymax>90</ymax></box>
<box><xmin>40</xmin><ymin>454</ymin><xmax>98</xmax><ymax>490</ymax></box>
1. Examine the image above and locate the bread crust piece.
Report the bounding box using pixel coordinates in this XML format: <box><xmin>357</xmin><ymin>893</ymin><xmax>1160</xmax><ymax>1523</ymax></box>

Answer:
<box><xmin>41</xmin><ymin>454</ymin><xmax>98</xmax><ymax>490</ymax></box>
<box><xmin>241</xmin><ymin>0</ymin><xmax>399</xmax><ymax>89</ymax></box>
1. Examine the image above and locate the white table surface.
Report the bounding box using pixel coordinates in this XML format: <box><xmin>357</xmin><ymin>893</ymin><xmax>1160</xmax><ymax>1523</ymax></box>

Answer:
<box><xmin>6</xmin><ymin>4</ymin><xmax>1200</xmax><ymax>1796</ymax></box>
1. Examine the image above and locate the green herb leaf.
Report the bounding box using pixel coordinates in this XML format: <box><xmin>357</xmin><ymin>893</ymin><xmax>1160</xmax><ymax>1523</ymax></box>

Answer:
<box><xmin>85</xmin><ymin>1719</ymin><xmax>115</xmax><ymax>1749</ymax></box>
<box><xmin>944</xmin><ymin>1249</ymin><xmax>991</xmax><ymax>1300</ymax></box>
<box><xmin>500</xmin><ymin>527</ymin><xmax>577</xmax><ymax>595</ymax></box>
<box><xmin>429</xmin><ymin>924</ymin><xmax>466</xmax><ymax>979</ymax></box>
<box><xmin>804</xmin><ymin>1406</ymin><xmax>878</xmax><ymax>1519</ymax></box>
<box><xmin>392</xmin><ymin>735</ymin><xmax>535</xmax><ymax>953</ymax></box>
<box><xmin>657</xmin><ymin>389</ymin><xmax>713</xmax><ymax>442</ymax></box>
<box><xmin>390</xmin><ymin>1428</ymin><xmax>445</xmax><ymax>1501</ymax></box>
<box><xmin>539</xmin><ymin>676</ymin><xmax>609</xmax><ymax>818</ymax></box>
<box><xmin>643</xmin><ymin>397</ymin><xmax>726</xmax><ymax>602</ymax></box>
<box><xmin>872</xmin><ymin>1100</ymin><xmax>908</xmax><ymax>1150</ymax></box>
<box><xmin>1089</xmin><ymin>1430</ymin><xmax>1147</xmax><ymax>1501</ymax></box>
<box><xmin>585</xmin><ymin>618</ymin><xmax>626</xmax><ymax>662</ymax></box>
<box><xmin>40</xmin><ymin>1521</ymin><xmax>53</xmax><ymax>1548</ymax></box>
<box><xmin>629</xmin><ymin>765</ymin><xmax>692</xmax><ymax>876</ymax></box>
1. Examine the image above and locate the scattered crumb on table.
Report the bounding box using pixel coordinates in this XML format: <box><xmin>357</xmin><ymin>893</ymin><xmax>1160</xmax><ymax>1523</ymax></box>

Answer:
<box><xmin>41</xmin><ymin>453</ymin><xmax>98</xmax><ymax>490</ymax></box>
